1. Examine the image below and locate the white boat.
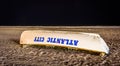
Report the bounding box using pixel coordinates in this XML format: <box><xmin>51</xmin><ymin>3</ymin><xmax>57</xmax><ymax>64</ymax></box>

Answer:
<box><xmin>20</xmin><ymin>30</ymin><xmax>109</xmax><ymax>56</ymax></box>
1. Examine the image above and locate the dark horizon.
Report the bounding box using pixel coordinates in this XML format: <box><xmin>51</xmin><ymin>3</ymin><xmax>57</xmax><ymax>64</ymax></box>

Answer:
<box><xmin>0</xmin><ymin>0</ymin><xmax>119</xmax><ymax>26</ymax></box>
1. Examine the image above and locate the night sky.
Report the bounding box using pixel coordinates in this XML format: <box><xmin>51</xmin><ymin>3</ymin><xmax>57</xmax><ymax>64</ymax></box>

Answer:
<box><xmin>0</xmin><ymin>0</ymin><xmax>118</xmax><ymax>26</ymax></box>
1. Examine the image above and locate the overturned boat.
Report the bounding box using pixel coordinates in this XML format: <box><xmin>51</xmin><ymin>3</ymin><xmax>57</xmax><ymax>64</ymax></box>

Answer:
<box><xmin>20</xmin><ymin>30</ymin><xmax>109</xmax><ymax>56</ymax></box>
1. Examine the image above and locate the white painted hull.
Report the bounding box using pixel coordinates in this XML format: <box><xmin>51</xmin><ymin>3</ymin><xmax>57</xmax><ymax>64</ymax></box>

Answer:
<box><xmin>20</xmin><ymin>30</ymin><xmax>109</xmax><ymax>54</ymax></box>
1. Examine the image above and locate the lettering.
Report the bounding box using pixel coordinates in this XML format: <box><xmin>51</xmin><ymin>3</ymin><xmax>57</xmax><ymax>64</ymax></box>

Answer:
<box><xmin>47</xmin><ymin>37</ymin><xmax>53</xmax><ymax>42</ymax></box>
<box><xmin>34</xmin><ymin>37</ymin><xmax>44</xmax><ymax>42</ymax></box>
<box><xmin>65</xmin><ymin>39</ymin><xmax>69</xmax><ymax>45</ymax></box>
<box><xmin>56</xmin><ymin>38</ymin><xmax>61</xmax><ymax>44</ymax></box>
<box><xmin>61</xmin><ymin>39</ymin><xmax>65</xmax><ymax>44</ymax></box>
<box><xmin>34</xmin><ymin>37</ymin><xmax>79</xmax><ymax>46</ymax></box>
<box><xmin>68</xmin><ymin>40</ymin><xmax>73</xmax><ymax>45</ymax></box>
<box><xmin>74</xmin><ymin>40</ymin><xmax>79</xmax><ymax>46</ymax></box>
<box><xmin>46</xmin><ymin>37</ymin><xmax>79</xmax><ymax>46</ymax></box>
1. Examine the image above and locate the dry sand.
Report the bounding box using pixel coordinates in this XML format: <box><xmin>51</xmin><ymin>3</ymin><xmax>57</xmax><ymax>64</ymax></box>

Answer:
<box><xmin>0</xmin><ymin>26</ymin><xmax>120</xmax><ymax>66</ymax></box>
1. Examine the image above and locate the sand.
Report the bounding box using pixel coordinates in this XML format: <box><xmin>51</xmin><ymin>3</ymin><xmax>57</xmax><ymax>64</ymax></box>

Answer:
<box><xmin>0</xmin><ymin>26</ymin><xmax>120</xmax><ymax>66</ymax></box>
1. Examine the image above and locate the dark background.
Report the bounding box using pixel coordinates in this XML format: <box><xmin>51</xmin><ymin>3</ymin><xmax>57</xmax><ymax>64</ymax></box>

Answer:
<box><xmin>0</xmin><ymin>0</ymin><xmax>119</xmax><ymax>26</ymax></box>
